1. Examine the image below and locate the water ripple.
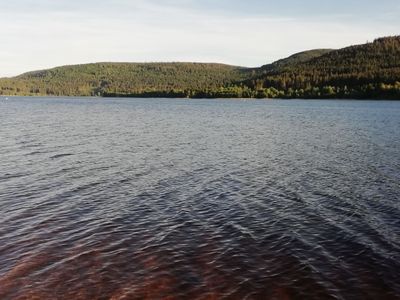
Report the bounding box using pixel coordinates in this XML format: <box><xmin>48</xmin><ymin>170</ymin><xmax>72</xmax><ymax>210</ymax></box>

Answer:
<box><xmin>0</xmin><ymin>98</ymin><xmax>399</xmax><ymax>299</ymax></box>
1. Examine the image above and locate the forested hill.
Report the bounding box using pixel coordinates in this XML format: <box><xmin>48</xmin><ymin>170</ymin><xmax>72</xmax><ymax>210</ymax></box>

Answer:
<box><xmin>1</xmin><ymin>36</ymin><xmax>400</xmax><ymax>99</ymax></box>
<box><xmin>0</xmin><ymin>63</ymin><xmax>248</xmax><ymax>97</ymax></box>
<box><xmin>259</xmin><ymin>49</ymin><xmax>334</xmax><ymax>72</ymax></box>
<box><xmin>249</xmin><ymin>36</ymin><xmax>400</xmax><ymax>99</ymax></box>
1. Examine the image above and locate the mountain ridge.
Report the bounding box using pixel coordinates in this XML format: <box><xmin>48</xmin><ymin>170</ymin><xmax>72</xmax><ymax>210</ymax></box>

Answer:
<box><xmin>1</xmin><ymin>36</ymin><xmax>399</xmax><ymax>99</ymax></box>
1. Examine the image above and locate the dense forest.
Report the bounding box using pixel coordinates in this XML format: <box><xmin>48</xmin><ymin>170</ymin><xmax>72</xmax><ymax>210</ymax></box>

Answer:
<box><xmin>0</xmin><ymin>63</ymin><xmax>248</xmax><ymax>97</ymax></box>
<box><xmin>1</xmin><ymin>36</ymin><xmax>400</xmax><ymax>99</ymax></box>
<box><xmin>247</xmin><ymin>36</ymin><xmax>400</xmax><ymax>99</ymax></box>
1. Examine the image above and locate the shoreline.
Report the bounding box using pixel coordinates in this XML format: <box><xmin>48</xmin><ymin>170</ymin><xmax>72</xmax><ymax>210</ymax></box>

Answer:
<box><xmin>2</xmin><ymin>95</ymin><xmax>400</xmax><ymax>101</ymax></box>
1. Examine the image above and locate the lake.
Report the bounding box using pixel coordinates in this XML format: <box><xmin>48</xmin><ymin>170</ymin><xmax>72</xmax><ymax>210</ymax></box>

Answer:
<box><xmin>0</xmin><ymin>97</ymin><xmax>399</xmax><ymax>299</ymax></box>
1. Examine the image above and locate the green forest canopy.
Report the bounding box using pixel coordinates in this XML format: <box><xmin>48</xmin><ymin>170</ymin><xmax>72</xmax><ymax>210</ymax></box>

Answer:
<box><xmin>1</xmin><ymin>36</ymin><xmax>400</xmax><ymax>99</ymax></box>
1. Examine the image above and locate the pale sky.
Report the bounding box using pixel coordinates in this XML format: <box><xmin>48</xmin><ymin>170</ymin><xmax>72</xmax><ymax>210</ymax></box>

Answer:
<box><xmin>1</xmin><ymin>0</ymin><xmax>399</xmax><ymax>77</ymax></box>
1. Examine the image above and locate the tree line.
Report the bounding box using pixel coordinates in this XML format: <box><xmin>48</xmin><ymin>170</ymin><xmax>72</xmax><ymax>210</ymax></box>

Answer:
<box><xmin>1</xmin><ymin>37</ymin><xmax>400</xmax><ymax>99</ymax></box>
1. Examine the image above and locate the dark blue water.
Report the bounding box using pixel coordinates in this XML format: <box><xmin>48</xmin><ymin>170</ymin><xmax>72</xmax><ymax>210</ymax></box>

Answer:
<box><xmin>0</xmin><ymin>97</ymin><xmax>399</xmax><ymax>299</ymax></box>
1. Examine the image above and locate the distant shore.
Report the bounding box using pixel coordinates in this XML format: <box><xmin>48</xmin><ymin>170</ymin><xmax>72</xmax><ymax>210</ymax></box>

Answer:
<box><xmin>1</xmin><ymin>37</ymin><xmax>399</xmax><ymax>101</ymax></box>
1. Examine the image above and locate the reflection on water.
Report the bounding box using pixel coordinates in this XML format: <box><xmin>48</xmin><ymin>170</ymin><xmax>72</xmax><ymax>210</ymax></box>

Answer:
<box><xmin>0</xmin><ymin>97</ymin><xmax>399</xmax><ymax>299</ymax></box>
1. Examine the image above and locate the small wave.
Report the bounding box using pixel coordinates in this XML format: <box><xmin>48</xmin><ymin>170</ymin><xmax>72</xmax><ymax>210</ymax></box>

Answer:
<box><xmin>50</xmin><ymin>153</ymin><xmax>74</xmax><ymax>159</ymax></box>
<box><xmin>27</xmin><ymin>150</ymin><xmax>45</xmax><ymax>156</ymax></box>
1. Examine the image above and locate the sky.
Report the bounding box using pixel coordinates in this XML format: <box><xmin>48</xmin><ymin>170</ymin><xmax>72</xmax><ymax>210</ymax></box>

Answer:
<box><xmin>0</xmin><ymin>0</ymin><xmax>399</xmax><ymax>77</ymax></box>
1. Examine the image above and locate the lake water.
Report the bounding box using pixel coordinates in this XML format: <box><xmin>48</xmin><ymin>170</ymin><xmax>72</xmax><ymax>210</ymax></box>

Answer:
<box><xmin>0</xmin><ymin>97</ymin><xmax>399</xmax><ymax>299</ymax></box>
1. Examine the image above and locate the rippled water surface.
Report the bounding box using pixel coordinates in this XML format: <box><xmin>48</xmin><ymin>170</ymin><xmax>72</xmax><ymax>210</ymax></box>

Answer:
<box><xmin>1</xmin><ymin>97</ymin><xmax>400</xmax><ymax>299</ymax></box>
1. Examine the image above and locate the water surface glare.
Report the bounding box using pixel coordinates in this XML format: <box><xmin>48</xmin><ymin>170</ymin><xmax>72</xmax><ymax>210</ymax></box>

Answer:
<box><xmin>0</xmin><ymin>97</ymin><xmax>400</xmax><ymax>299</ymax></box>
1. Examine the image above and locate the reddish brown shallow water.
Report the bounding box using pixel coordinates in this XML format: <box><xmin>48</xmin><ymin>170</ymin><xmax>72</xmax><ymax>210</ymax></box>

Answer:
<box><xmin>1</xmin><ymin>98</ymin><xmax>400</xmax><ymax>299</ymax></box>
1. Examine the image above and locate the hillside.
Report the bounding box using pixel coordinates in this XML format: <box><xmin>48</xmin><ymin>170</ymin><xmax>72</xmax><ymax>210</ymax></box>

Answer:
<box><xmin>1</xmin><ymin>36</ymin><xmax>399</xmax><ymax>99</ymax></box>
<box><xmin>259</xmin><ymin>49</ymin><xmax>334</xmax><ymax>72</ymax></box>
<box><xmin>249</xmin><ymin>36</ymin><xmax>400</xmax><ymax>98</ymax></box>
<box><xmin>0</xmin><ymin>63</ymin><xmax>248</xmax><ymax>97</ymax></box>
